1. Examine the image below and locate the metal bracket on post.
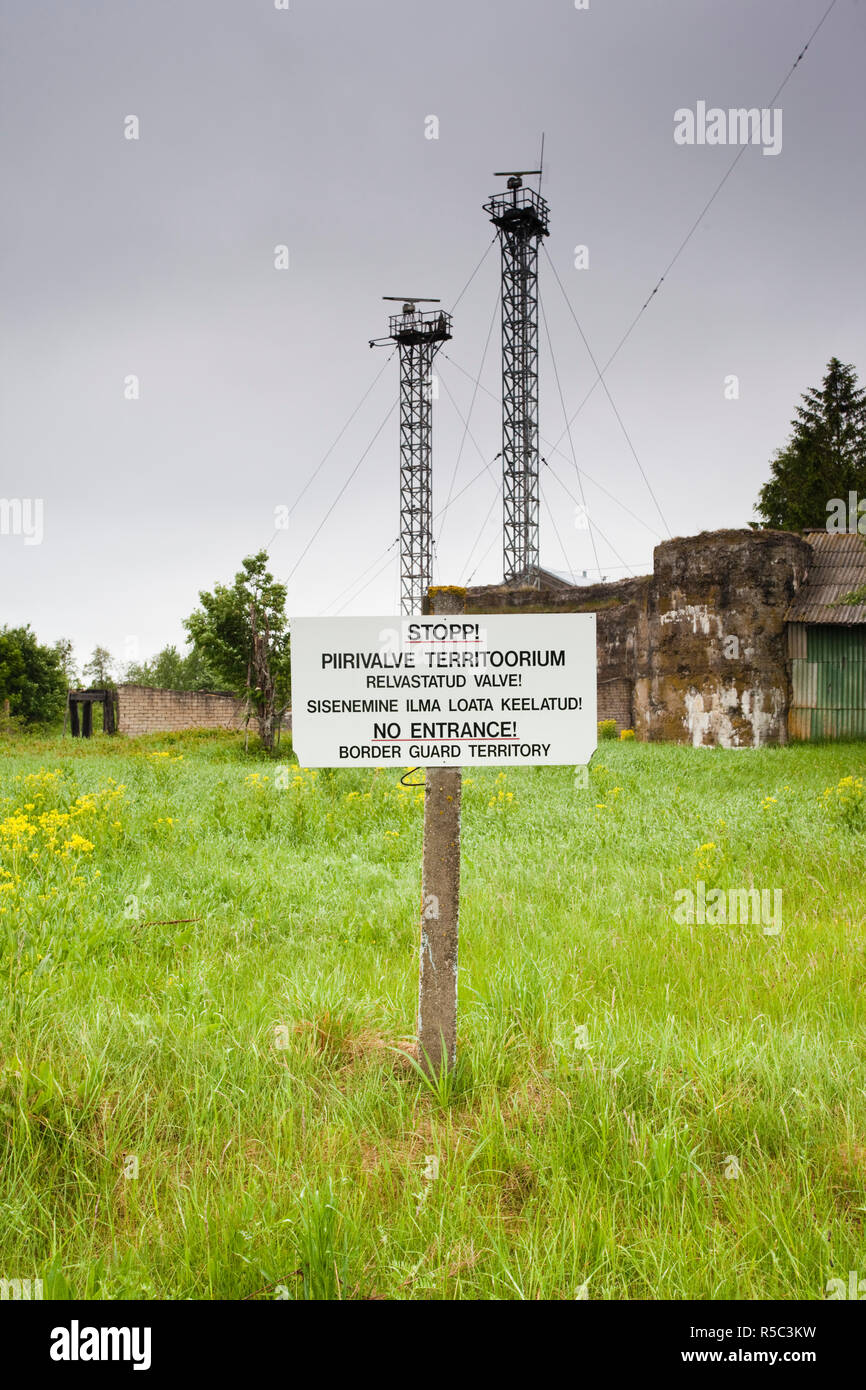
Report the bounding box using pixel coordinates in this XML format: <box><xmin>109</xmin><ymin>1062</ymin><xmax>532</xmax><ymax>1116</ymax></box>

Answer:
<box><xmin>417</xmin><ymin>585</ymin><xmax>465</xmax><ymax>1075</ymax></box>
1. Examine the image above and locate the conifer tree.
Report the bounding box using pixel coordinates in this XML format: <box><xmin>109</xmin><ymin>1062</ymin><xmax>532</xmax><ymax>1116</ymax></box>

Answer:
<box><xmin>755</xmin><ymin>358</ymin><xmax>866</xmax><ymax>531</ymax></box>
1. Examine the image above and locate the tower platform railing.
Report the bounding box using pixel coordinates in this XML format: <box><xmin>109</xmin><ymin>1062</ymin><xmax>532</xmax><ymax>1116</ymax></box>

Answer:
<box><xmin>389</xmin><ymin>309</ymin><xmax>452</xmax><ymax>344</ymax></box>
<box><xmin>483</xmin><ymin>186</ymin><xmax>550</xmax><ymax>236</ymax></box>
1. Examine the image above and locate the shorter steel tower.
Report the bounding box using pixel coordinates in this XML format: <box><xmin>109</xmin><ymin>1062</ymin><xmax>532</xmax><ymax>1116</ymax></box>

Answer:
<box><xmin>384</xmin><ymin>298</ymin><xmax>452</xmax><ymax>614</ymax></box>
<box><xmin>483</xmin><ymin>172</ymin><xmax>550</xmax><ymax>586</ymax></box>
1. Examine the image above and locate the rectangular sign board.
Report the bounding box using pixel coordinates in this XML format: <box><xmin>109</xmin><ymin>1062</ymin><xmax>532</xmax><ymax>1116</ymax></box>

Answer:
<box><xmin>290</xmin><ymin>613</ymin><xmax>597</xmax><ymax>767</ymax></box>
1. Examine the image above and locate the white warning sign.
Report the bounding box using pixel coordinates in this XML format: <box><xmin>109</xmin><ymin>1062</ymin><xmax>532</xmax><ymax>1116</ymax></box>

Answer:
<box><xmin>290</xmin><ymin>613</ymin><xmax>597</xmax><ymax>767</ymax></box>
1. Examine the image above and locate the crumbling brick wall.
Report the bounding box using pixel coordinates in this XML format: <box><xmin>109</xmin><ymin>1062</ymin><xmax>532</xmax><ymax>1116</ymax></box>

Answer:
<box><xmin>116</xmin><ymin>685</ymin><xmax>246</xmax><ymax>737</ymax></box>
<box><xmin>598</xmin><ymin>678</ymin><xmax>633</xmax><ymax>731</ymax></box>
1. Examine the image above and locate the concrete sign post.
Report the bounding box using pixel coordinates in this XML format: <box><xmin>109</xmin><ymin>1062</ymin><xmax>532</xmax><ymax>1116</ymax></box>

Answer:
<box><xmin>417</xmin><ymin>586</ymin><xmax>465</xmax><ymax>1075</ymax></box>
<box><xmin>290</xmin><ymin>602</ymin><xmax>597</xmax><ymax>1073</ymax></box>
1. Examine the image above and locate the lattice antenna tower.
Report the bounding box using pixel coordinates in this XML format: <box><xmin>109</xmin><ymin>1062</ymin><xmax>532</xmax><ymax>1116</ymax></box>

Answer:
<box><xmin>483</xmin><ymin>171</ymin><xmax>550</xmax><ymax>585</ymax></box>
<box><xmin>375</xmin><ymin>297</ymin><xmax>452</xmax><ymax>614</ymax></box>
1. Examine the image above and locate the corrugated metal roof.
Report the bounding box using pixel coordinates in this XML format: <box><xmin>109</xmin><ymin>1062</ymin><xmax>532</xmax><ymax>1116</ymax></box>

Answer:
<box><xmin>785</xmin><ymin>531</ymin><xmax>866</xmax><ymax>625</ymax></box>
<box><xmin>535</xmin><ymin>566</ymin><xmax>585</xmax><ymax>590</ymax></box>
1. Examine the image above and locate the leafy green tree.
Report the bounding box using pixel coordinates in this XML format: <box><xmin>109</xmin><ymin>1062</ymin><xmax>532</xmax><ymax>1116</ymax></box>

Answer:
<box><xmin>754</xmin><ymin>358</ymin><xmax>866</xmax><ymax>531</ymax></box>
<box><xmin>51</xmin><ymin>637</ymin><xmax>79</xmax><ymax>689</ymax></box>
<box><xmin>0</xmin><ymin>626</ymin><xmax>67</xmax><ymax>723</ymax></box>
<box><xmin>840</xmin><ymin>579</ymin><xmax>866</xmax><ymax>606</ymax></box>
<box><xmin>184</xmin><ymin>552</ymin><xmax>291</xmax><ymax>750</ymax></box>
<box><xmin>125</xmin><ymin>643</ymin><xmax>218</xmax><ymax>691</ymax></box>
<box><xmin>122</xmin><ymin>656</ymin><xmax>155</xmax><ymax>686</ymax></box>
<box><xmin>83</xmin><ymin>646</ymin><xmax>116</xmax><ymax>688</ymax></box>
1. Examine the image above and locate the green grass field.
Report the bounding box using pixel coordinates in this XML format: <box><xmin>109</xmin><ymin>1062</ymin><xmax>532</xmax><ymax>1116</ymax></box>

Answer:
<box><xmin>1</xmin><ymin>729</ymin><xmax>865</xmax><ymax>1300</ymax></box>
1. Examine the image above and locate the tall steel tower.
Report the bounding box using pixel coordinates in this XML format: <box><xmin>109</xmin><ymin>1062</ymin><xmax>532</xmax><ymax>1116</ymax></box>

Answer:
<box><xmin>483</xmin><ymin>172</ymin><xmax>550</xmax><ymax>585</ymax></box>
<box><xmin>383</xmin><ymin>298</ymin><xmax>452</xmax><ymax>614</ymax></box>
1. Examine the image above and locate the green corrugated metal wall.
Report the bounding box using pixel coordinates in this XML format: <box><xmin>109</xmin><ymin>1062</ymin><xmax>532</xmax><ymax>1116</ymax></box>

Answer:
<box><xmin>789</xmin><ymin>623</ymin><xmax>866</xmax><ymax>740</ymax></box>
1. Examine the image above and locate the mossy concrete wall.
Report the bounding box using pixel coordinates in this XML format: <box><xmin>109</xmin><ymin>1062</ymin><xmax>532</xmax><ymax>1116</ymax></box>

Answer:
<box><xmin>466</xmin><ymin>529</ymin><xmax>812</xmax><ymax>747</ymax></box>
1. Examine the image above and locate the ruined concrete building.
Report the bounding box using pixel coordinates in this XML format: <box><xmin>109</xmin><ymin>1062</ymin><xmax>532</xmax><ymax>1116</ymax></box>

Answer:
<box><xmin>466</xmin><ymin>528</ymin><xmax>866</xmax><ymax>747</ymax></box>
<box><xmin>73</xmin><ymin>530</ymin><xmax>864</xmax><ymax>749</ymax></box>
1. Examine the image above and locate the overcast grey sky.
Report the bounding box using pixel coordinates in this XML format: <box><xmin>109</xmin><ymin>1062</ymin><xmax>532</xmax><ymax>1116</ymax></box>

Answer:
<box><xmin>2</xmin><ymin>0</ymin><xmax>864</xmax><ymax>670</ymax></box>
